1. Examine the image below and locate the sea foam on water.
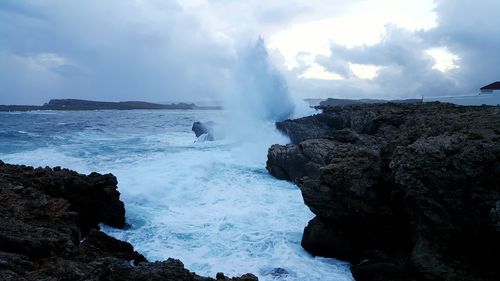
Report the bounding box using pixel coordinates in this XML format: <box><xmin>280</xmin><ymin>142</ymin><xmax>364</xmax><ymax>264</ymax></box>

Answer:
<box><xmin>0</xmin><ymin>39</ymin><xmax>352</xmax><ymax>280</ymax></box>
<box><xmin>0</xmin><ymin>109</ymin><xmax>353</xmax><ymax>281</ymax></box>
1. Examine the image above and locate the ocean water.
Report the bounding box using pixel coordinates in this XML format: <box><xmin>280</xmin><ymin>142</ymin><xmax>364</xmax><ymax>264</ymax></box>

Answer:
<box><xmin>0</xmin><ymin>109</ymin><xmax>353</xmax><ymax>281</ymax></box>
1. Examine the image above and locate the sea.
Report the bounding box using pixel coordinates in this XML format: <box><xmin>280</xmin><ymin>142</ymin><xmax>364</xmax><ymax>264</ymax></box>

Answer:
<box><xmin>0</xmin><ymin>109</ymin><xmax>353</xmax><ymax>281</ymax></box>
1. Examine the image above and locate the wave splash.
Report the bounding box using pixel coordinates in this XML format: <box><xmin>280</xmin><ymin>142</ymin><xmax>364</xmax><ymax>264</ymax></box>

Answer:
<box><xmin>0</xmin><ymin>110</ymin><xmax>353</xmax><ymax>281</ymax></box>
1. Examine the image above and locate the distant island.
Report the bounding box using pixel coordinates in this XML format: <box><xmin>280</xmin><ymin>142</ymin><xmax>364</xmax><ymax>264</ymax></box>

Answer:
<box><xmin>0</xmin><ymin>99</ymin><xmax>222</xmax><ymax>112</ymax></box>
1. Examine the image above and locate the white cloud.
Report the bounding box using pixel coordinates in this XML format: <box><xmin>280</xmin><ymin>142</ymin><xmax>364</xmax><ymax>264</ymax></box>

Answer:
<box><xmin>299</xmin><ymin>63</ymin><xmax>343</xmax><ymax>80</ymax></box>
<box><xmin>284</xmin><ymin>0</ymin><xmax>500</xmax><ymax>99</ymax></box>
<box><xmin>28</xmin><ymin>53</ymin><xmax>70</xmax><ymax>71</ymax></box>
<box><xmin>426</xmin><ymin>47</ymin><xmax>459</xmax><ymax>72</ymax></box>
<box><xmin>0</xmin><ymin>0</ymin><xmax>236</xmax><ymax>103</ymax></box>
<box><xmin>349</xmin><ymin>63</ymin><xmax>381</xmax><ymax>80</ymax></box>
<box><xmin>267</xmin><ymin>0</ymin><xmax>436</xmax><ymax>70</ymax></box>
<box><xmin>0</xmin><ymin>0</ymin><xmax>498</xmax><ymax>104</ymax></box>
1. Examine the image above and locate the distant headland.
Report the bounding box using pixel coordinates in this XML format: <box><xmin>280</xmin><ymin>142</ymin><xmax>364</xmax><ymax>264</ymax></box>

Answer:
<box><xmin>0</xmin><ymin>99</ymin><xmax>222</xmax><ymax>112</ymax></box>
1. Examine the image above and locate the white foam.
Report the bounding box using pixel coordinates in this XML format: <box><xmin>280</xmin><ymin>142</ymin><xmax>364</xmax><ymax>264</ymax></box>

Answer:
<box><xmin>0</xmin><ymin>110</ymin><xmax>353</xmax><ymax>281</ymax></box>
<box><xmin>1</xmin><ymin>147</ymin><xmax>92</xmax><ymax>172</ymax></box>
<box><xmin>102</xmin><ymin>144</ymin><xmax>353</xmax><ymax>280</ymax></box>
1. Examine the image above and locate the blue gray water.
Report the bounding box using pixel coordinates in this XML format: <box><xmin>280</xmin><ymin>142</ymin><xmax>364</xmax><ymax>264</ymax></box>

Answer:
<box><xmin>0</xmin><ymin>110</ymin><xmax>353</xmax><ymax>281</ymax></box>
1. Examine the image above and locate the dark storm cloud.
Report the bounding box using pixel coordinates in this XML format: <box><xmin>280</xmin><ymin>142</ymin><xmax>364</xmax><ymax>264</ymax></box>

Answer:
<box><xmin>0</xmin><ymin>0</ymin><xmax>234</xmax><ymax>104</ymax></box>
<box><xmin>1</xmin><ymin>0</ymin><xmax>498</xmax><ymax>104</ymax></box>
<box><xmin>0</xmin><ymin>0</ymin><xmax>356</xmax><ymax>104</ymax></box>
<box><xmin>424</xmin><ymin>0</ymin><xmax>500</xmax><ymax>90</ymax></box>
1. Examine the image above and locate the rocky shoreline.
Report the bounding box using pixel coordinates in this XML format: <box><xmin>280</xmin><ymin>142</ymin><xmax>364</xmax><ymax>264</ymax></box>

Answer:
<box><xmin>0</xmin><ymin>161</ymin><xmax>256</xmax><ymax>281</ymax></box>
<box><xmin>267</xmin><ymin>102</ymin><xmax>500</xmax><ymax>281</ymax></box>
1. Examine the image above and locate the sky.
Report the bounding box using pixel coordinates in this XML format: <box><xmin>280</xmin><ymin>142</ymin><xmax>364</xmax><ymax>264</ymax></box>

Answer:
<box><xmin>0</xmin><ymin>0</ymin><xmax>499</xmax><ymax>104</ymax></box>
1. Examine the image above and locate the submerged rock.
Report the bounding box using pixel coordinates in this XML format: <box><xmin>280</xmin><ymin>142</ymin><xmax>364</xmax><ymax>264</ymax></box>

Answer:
<box><xmin>267</xmin><ymin>102</ymin><xmax>500</xmax><ymax>281</ymax></box>
<box><xmin>257</xmin><ymin>267</ymin><xmax>293</xmax><ymax>280</ymax></box>
<box><xmin>0</xmin><ymin>161</ymin><xmax>257</xmax><ymax>281</ymax></box>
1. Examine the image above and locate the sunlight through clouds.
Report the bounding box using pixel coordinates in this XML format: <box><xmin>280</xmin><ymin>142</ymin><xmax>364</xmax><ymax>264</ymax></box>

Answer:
<box><xmin>267</xmin><ymin>0</ymin><xmax>437</xmax><ymax>72</ymax></box>
<box><xmin>426</xmin><ymin>47</ymin><xmax>460</xmax><ymax>72</ymax></box>
<box><xmin>299</xmin><ymin>63</ymin><xmax>343</xmax><ymax>80</ymax></box>
<box><xmin>349</xmin><ymin>63</ymin><xmax>381</xmax><ymax>80</ymax></box>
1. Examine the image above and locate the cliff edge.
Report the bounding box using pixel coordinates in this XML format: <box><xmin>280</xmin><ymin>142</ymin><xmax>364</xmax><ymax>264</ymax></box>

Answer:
<box><xmin>0</xmin><ymin>161</ymin><xmax>256</xmax><ymax>281</ymax></box>
<box><xmin>267</xmin><ymin>102</ymin><xmax>500</xmax><ymax>281</ymax></box>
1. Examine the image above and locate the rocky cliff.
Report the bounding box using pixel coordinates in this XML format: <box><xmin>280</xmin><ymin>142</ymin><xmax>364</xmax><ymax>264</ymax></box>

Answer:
<box><xmin>0</xmin><ymin>161</ymin><xmax>256</xmax><ymax>281</ymax></box>
<box><xmin>267</xmin><ymin>102</ymin><xmax>500</xmax><ymax>281</ymax></box>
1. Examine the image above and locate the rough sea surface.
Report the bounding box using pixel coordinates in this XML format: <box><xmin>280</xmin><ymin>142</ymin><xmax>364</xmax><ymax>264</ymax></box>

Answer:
<box><xmin>0</xmin><ymin>110</ymin><xmax>353</xmax><ymax>281</ymax></box>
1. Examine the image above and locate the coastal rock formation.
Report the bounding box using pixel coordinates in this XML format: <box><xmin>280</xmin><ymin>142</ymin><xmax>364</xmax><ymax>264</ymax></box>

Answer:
<box><xmin>192</xmin><ymin>121</ymin><xmax>215</xmax><ymax>141</ymax></box>
<box><xmin>0</xmin><ymin>161</ymin><xmax>257</xmax><ymax>281</ymax></box>
<box><xmin>0</xmin><ymin>163</ymin><xmax>125</xmax><ymax>235</ymax></box>
<box><xmin>267</xmin><ymin>102</ymin><xmax>500</xmax><ymax>281</ymax></box>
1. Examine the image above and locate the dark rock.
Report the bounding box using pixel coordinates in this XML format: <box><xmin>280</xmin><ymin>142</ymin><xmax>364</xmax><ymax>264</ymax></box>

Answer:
<box><xmin>266</xmin><ymin>139</ymin><xmax>340</xmax><ymax>182</ymax></box>
<box><xmin>0</xmin><ymin>162</ymin><xmax>257</xmax><ymax>281</ymax></box>
<box><xmin>215</xmin><ymin>272</ymin><xmax>258</xmax><ymax>281</ymax></box>
<box><xmin>266</xmin><ymin>144</ymin><xmax>308</xmax><ymax>181</ymax></box>
<box><xmin>329</xmin><ymin>128</ymin><xmax>361</xmax><ymax>143</ymax></box>
<box><xmin>192</xmin><ymin>121</ymin><xmax>215</xmax><ymax>141</ymax></box>
<box><xmin>267</xmin><ymin>102</ymin><xmax>500</xmax><ymax>281</ymax></box>
<box><xmin>0</xmin><ymin>162</ymin><xmax>125</xmax><ymax>235</ymax></box>
<box><xmin>276</xmin><ymin>114</ymin><xmax>345</xmax><ymax>144</ymax></box>
<box><xmin>260</xmin><ymin>267</ymin><xmax>291</xmax><ymax>279</ymax></box>
<box><xmin>268</xmin><ymin>267</ymin><xmax>288</xmax><ymax>277</ymax></box>
<box><xmin>78</xmin><ymin>229</ymin><xmax>147</xmax><ymax>265</ymax></box>
<box><xmin>350</xmin><ymin>250</ymin><xmax>414</xmax><ymax>281</ymax></box>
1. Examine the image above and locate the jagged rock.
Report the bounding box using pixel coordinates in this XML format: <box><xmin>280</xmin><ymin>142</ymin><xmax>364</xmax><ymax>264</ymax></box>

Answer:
<box><xmin>266</xmin><ymin>139</ymin><xmax>340</xmax><ymax>182</ymax></box>
<box><xmin>275</xmin><ymin>114</ymin><xmax>342</xmax><ymax>144</ymax></box>
<box><xmin>267</xmin><ymin>102</ymin><xmax>500</xmax><ymax>281</ymax></box>
<box><xmin>215</xmin><ymin>272</ymin><xmax>258</xmax><ymax>281</ymax></box>
<box><xmin>259</xmin><ymin>267</ymin><xmax>291</xmax><ymax>279</ymax></box>
<box><xmin>0</xmin><ymin>161</ymin><xmax>257</xmax><ymax>281</ymax></box>
<box><xmin>0</xmin><ymin>163</ymin><xmax>125</xmax><ymax>235</ymax></box>
<box><xmin>192</xmin><ymin>121</ymin><xmax>215</xmax><ymax>141</ymax></box>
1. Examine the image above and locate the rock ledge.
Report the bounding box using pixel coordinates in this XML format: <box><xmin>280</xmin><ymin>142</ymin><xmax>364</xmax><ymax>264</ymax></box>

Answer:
<box><xmin>0</xmin><ymin>161</ymin><xmax>257</xmax><ymax>281</ymax></box>
<box><xmin>267</xmin><ymin>102</ymin><xmax>500</xmax><ymax>281</ymax></box>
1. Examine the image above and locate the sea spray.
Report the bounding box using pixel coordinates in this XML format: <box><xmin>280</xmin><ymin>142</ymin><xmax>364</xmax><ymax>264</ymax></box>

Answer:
<box><xmin>224</xmin><ymin>37</ymin><xmax>294</xmax><ymax>122</ymax></box>
<box><xmin>0</xmin><ymin>40</ymin><xmax>351</xmax><ymax>281</ymax></box>
<box><xmin>0</xmin><ymin>110</ymin><xmax>354</xmax><ymax>281</ymax></box>
<box><xmin>203</xmin><ymin>37</ymin><xmax>312</xmax><ymax>148</ymax></box>
<box><xmin>200</xmin><ymin>38</ymin><xmax>298</xmax><ymax>163</ymax></box>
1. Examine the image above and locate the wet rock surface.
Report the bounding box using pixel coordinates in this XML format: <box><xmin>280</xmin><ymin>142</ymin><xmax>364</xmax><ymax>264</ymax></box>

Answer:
<box><xmin>192</xmin><ymin>121</ymin><xmax>215</xmax><ymax>141</ymax></box>
<box><xmin>267</xmin><ymin>102</ymin><xmax>500</xmax><ymax>281</ymax></box>
<box><xmin>0</xmin><ymin>161</ymin><xmax>257</xmax><ymax>281</ymax></box>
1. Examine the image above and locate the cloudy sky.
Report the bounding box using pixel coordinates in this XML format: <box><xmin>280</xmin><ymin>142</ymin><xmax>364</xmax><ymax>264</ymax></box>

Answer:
<box><xmin>0</xmin><ymin>0</ymin><xmax>498</xmax><ymax>104</ymax></box>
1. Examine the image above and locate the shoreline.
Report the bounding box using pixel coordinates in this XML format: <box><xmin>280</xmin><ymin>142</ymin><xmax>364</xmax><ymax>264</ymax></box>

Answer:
<box><xmin>3</xmin><ymin>101</ymin><xmax>499</xmax><ymax>280</ymax></box>
<box><xmin>266</xmin><ymin>102</ymin><xmax>500</xmax><ymax>281</ymax></box>
<box><xmin>0</xmin><ymin>161</ymin><xmax>256</xmax><ymax>281</ymax></box>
